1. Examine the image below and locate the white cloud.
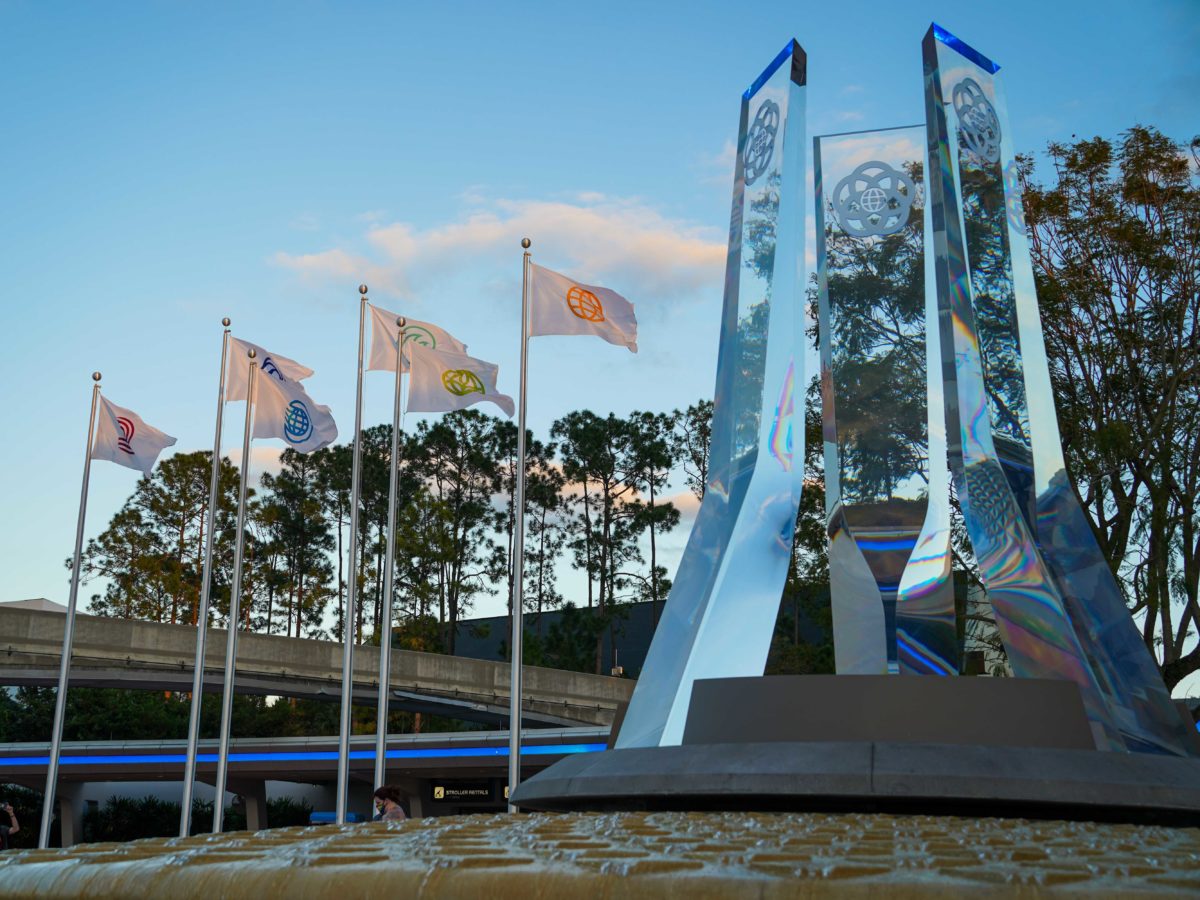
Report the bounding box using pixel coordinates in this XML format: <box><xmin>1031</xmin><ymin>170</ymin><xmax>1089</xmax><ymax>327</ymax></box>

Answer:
<box><xmin>666</xmin><ymin>489</ymin><xmax>701</xmax><ymax>523</ymax></box>
<box><xmin>696</xmin><ymin>139</ymin><xmax>737</xmax><ymax>189</ymax></box>
<box><xmin>822</xmin><ymin>134</ymin><xmax>924</xmax><ymax>176</ymax></box>
<box><xmin>225</xmin><ymin>445</ymin><xmax>285</xmax><ymax>486</ymax></box>
<box><xmin>273</xmin><ymin>194</ymin><xmax>726</xmax><ymax>303</ymax></box>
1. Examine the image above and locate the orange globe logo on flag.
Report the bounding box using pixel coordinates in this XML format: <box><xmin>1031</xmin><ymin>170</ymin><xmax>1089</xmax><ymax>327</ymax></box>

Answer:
<box><xmin>441</xmin><ymin>368</ymin><xmax>485</xmax><ymax>397</ymax></box>
<box><xmin>566</xmin><ymin>285</ymin><xmax>605</xmax><ymax>322</ymax></box>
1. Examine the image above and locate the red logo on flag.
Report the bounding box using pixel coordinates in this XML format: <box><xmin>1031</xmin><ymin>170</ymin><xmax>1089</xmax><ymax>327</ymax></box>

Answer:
<box><xmin>116</xmin><ymin>417</ymin><xmax>135</xmax><ymax>454</ymax></box>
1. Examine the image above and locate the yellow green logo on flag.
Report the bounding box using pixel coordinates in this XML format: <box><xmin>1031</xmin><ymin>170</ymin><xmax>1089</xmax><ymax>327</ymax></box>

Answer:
<box><xmin>441</xmin><ymin>369</ymin><xmax>485</xmax><ymax>396</ymax></box>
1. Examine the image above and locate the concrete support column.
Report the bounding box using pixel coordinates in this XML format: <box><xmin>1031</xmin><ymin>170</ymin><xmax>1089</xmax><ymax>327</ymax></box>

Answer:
<box><xmin>56</xmin><ymin>783</ymin><xmax>84</xmax><ymax>847</ymax></box>
<box><xmin>228</xmin><ymin>780</ymin><xmax>268</xmax><ymax>832</ymax></box>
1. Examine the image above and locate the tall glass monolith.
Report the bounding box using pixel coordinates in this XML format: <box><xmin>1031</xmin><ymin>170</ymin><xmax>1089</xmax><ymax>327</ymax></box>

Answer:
<box><xmin>923</xmin><ymin>23</ymin><xmax>1190</xmax><ymax>754</ymax></box>
<box><xmin>816</xmin><ymin>125</ymin><xmax>957</xmax><ymax>677</ymax></box>
<box><xmin>615</xmin><ymin>39</ymin><xmax>808</xmax><ymax>749</ymax></box>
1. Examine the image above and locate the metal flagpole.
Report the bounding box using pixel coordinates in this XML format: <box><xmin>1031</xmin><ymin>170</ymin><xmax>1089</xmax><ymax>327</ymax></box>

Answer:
<box><xmin>180</xmin><ymin>318</ymin><xmax>232</xmax><ymax>837</ymax></box>
<box><xmin>374</xmin><ymin>315</ymin><xmax>406</xmax><ymax>792</ymax></box>
<box><xmin>39</xmin><ymin>372</ymin><xmax>102</xmax><ymax>849</ymax></box>
<box><xmin>337</xmin><ymin>284</ymin><xmax>369</xmax><ymax>824</ymax></box>
<box><xmin>508</xmin><ymin>238</ymin><xmax>532</xmax><ymax>812</ymax></box>
<box><xmin>212</xmin><ymin>349</ymin><xmax>258</xmax><ymax>833</ymax></box>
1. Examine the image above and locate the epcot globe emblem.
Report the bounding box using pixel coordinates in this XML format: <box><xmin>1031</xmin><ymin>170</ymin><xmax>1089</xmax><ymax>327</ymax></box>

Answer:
<box><xmin>283</xmin><ymin>400</ymin><xmax>314</xmax><ymax>444</ymax></box>
<box><xmin>743</xmin><ymin>99</ymin><xmax>780</xmax><ymax>186</ymax></box>
<box><xmin>831</xmin><ymin>161</ymin><xmax>916</xmax><ymax>238</ymax></box>
<box><xmin>952</xmin><ymin>77</ymin><xmax>1002</xmax><ymax>164</ymax></box>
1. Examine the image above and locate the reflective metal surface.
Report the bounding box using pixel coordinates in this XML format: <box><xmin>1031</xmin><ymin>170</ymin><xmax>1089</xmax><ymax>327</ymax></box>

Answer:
<box><xmin>993</xmin><ymin>59</ymin><xmax>1192</xmax><ymax>757</ymax></box>
<box><xmin>616</xmin><ymin>40</ymin><xmax>807</xmax><ymax>749</ymax></box>
<box><xmin>816</xmin><ymin>126</ymin><xmax>956</xmax><ymax>677</ymax></box>
<box><xmin>922</xmin><ymin>24</ymin><xmax>1188</xmax><ymax>755</ymax></box>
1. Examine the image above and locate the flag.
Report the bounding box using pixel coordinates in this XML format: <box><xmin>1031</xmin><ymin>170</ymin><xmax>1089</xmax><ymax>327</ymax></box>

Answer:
<box><xmin>528</xmin><ymin>263</ymin><xmax>638</xmax><ymax>352</ymax></box>
<box><xmin>407</xmin><ymin>345</ymin><xmax>515</xmax><ymax>417</ymax></box>
<box><xmin>252</xmin><ymin>371</ymin><xmax>338</xmax><ymax>453</ymax></box>
<box><xmin>226</xmin><ymin>338</ymin><xmax>314</xmax><ymax>401</ymax></box>
<box><xmin>367</xmin><ymin>304</ymin><xmax>468</xmax><ymax>373</ymax></box>
<box><xmin>91</xmin><ymin>395</ymin><xmax>177</xmax><ymax>475</ymax></box>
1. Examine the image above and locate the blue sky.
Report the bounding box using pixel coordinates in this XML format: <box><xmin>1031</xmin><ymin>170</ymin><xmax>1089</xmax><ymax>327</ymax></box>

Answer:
<box><xmin>2</xmin><ymin>1</ymin><xmax>1196</xmax><ymax>648</ymax></box>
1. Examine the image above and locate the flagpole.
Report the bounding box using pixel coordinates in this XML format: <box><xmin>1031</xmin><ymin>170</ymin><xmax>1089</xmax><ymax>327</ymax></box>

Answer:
<box><xmin>38</xmin><ymin>372</ymin><xmax>102</xmax><ymax>849</ymax></box>
<box><xmin>180</xmin><ymin>318</ymin><xmax>231</xmax><ymax>837</ymax></box>
<box><xmin>508</xmin><ymin>238</ymin><xmax>532</xmax><ymax>812</ymax></box>
<box><xmin>212</xmin><ymin>349</ymin><xmax>257</xmax><ymax>833</ymax></box>
<box><xmin>337</xmin><ymin>284</ymin><xmax>369</xmax><ymax>824</ymax></box>
<box><xmin>374</xmin><ymin>316</ymin><xmax>406</xmax><ymax>792</ymax></box>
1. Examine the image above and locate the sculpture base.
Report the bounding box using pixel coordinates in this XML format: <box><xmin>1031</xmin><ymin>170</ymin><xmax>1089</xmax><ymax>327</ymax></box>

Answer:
<box><xmin>513</xmin><ymin>676</ymin><xmax>1200</xmax><ymax>825</ymax></box>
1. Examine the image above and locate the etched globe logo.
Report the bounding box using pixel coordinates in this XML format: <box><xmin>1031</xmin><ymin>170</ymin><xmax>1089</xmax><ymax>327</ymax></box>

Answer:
<box><xmin>566</xmin><ymin>286</ymin><xmax>605</xmax><ymax>323</ymax></box>
<box><xmin>952</xmin><ymin>77</ymin><xmax>1002</xmax><ymax>165</ymax></box>
<box><xmin>859</xmin><ymin>187</ymin><xmax>887</xmax><ymax>213</ymax></box>
<box><xmin>283</xmin><ymin>400</ymin><xmax>313</xmax><ymax>444</ymax></box>
<box><xmin>441</xmin><ymin>369</ymin><xmax>485</xmax><ymax>397</ymax></box>
<box><xmin>743</xmin><ymin>99</ymin><xmax>780</xmax><ymax>187</ymax></box>
<box><xmin>831</xmin><ymin>161</ymin><xmax>916</xmax><ymax>239</ymax></box>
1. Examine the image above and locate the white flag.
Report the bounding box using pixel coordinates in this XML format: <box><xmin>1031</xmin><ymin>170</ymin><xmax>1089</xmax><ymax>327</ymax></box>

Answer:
<box><xmin>252</xmin><ymin>372</ymin><xmax>338</xmax><ymax>454</ymax></box>
<box><xmin>367</xmin><ymin>304</ymin><xmax>468</xmax><ymax>373</ymax></box>
<box><xmin>528</xmin><ymin>263</ymin><xmax>638</xmax><ymax>352</ymax></box>
<box><xmin>91</xmin><ymin>395</ymin><xmax>177</xmax><ymax>475</ymax></box>
<box><xmin>407</xmin><ymin>345</ymin><xmax>515</xmax><ymax>418</ymax></box>
<box><xmin>226</xmin><ymin>338</ymin><xmax>314</xmax><ymax>401</ymax></box>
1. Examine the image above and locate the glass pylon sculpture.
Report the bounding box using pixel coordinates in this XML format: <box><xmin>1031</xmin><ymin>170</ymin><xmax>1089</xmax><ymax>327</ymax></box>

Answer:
<box><xmin>815</xmin><ymin>125</ymin><xmax>958</xmax><ymax>677</ymax></box>
<box><xmin>923</xmin><ymin>23</ymin><xmax>1190</xmax><ymax>755</ymax></box>
<box><xmin>616</xmin><ymin>39</ymin><xmax>808</xmax><ymax>749</ymax></box>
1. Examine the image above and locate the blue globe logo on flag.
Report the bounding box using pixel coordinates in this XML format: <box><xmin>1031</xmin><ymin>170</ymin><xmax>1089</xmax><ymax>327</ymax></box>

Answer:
<box><xmin>284</xmin><ymin>400</ymin><xmax>313</xmax><ymax>444</ymax></box>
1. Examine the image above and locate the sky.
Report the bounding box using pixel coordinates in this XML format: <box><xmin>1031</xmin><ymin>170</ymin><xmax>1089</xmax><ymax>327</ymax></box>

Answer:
<box><xmin>1</xmin><ymin>1</ymin><xmax>1197</xmax><ymax>682</ymax></box>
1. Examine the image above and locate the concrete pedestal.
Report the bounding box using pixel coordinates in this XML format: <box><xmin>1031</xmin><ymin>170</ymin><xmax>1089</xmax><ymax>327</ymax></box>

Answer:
<box><xmin>513</xmin><ymin>676</ymin><xmax>1200</xmax><ymax>825</ymax></box>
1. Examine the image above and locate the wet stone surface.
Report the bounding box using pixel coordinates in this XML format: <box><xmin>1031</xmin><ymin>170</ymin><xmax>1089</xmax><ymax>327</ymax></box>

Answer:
<box><xmin>1</xmin><ymin>811</ymin><xmax>1198</xmax><ymax>897</ymax></box>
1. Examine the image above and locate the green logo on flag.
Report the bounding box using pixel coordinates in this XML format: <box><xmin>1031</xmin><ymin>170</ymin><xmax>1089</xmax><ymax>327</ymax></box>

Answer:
<box><xmin>402</xmin><ymin>325</ymin><xmax>437</xmax><ymax>348</ymax></box>
<box><xmin>442</xmin><ymin>369</ymin><xmax>484</xmax><ymax>397</ymax></box>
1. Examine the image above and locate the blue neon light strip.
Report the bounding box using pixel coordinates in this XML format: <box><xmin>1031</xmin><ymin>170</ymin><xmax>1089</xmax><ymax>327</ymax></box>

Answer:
<box><xmin>744</xmin><ymin>39</ymin><xmax>796</xmax><ymax>100</ymax></box>
<box><xmin>932</xmin><ymin>23</ymin><xmax>1000</xmax><ymax>74</ymax></box>
<box><xmin>0</xmin><ymin>742</ymin><xmax>607</xmax><ymax>768</ymax></box>
<box><xmin>856</xmin><ymin>537</ymin><xmax>919</xmax><ymax>553</ymax></box>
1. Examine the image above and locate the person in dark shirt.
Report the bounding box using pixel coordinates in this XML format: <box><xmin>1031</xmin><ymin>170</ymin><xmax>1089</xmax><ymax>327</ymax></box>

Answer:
<box><xmin>0</xmin><ymin>802</ymin><xmax>20</xmax><ymax>850</ymax></box>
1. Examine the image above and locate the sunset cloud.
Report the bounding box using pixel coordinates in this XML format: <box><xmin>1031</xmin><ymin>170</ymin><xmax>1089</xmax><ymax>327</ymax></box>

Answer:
<box><xmin>273</xmin><ymin>194</ymin><xmax>725</xmax><ymax>303</ymax></box>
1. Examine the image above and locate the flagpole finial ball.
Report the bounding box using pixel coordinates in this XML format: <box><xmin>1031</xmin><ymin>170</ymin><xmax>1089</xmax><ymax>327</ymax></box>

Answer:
<box><xmin>222</xmin><ymin>317</ymin><xmax>231</xmax><ymax>327</ymax></box>
<box><xmin>396</xmin><ymin>316</ymin><xmax>406</xmax><ymax>327</ymax></box>
<box><xmin>248</xmin><ymin>348</ymin><xmax>257</xmax><ymax>359</ymax></box>
<box><xmin>92</xmin><ymin>371</ymin><xmax>102</xmax><ymax>382</ymax></box>
<box><xmin>521</xmin><ymin>238</ymin><xmax>531</xmax><ymax>249</ymax></box>
<box><xmin>358</xmin><ymin>284</ymin><xmax>369</xmax><ymax>295</ymax></box>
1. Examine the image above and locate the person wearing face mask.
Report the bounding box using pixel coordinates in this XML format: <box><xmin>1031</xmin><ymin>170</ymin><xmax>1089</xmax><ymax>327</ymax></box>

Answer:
<box><xmin>372</xmin><ymin>785</ymin><xmax>408</xmax><ymax>822</ymax></box>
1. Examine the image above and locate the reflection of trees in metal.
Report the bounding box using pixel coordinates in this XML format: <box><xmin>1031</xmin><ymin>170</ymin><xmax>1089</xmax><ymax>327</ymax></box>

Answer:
<box><xmin>731</xmin><ymin>173</ymin><xmax>779</xmax><ymax>461</ymax></box>
<box><xmin>958</xmin><ymin>158</ymin><xmax>1032</xmax><ymax>466</ymax></box>
<box><xmin>820</xmin><ymin>149</ymin><xmax>956</xmax><ymax>677</ymax></box>
<box><xmin>825</xmin><ymin>162</ymin><xmax>928</xmax><ymax>508</ymax></box>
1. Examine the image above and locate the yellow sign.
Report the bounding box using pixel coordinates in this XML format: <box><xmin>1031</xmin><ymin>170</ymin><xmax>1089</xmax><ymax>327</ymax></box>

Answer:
<box><xmin>441</xmin><ymin>369</ymin><xmax>485</xmax><ymax>396</ymax></box>
<box><xmin>567</xmin><ymin>285</ymin><xmax>605</xmax><ymax>322</ymax></box>
<box><xmin>433</xmin><ymin>786</ymin><xmax>445</xmax><ymax>799</ymax></box>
